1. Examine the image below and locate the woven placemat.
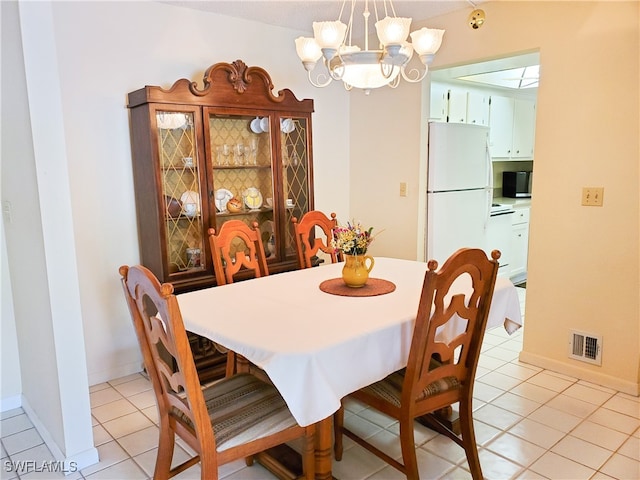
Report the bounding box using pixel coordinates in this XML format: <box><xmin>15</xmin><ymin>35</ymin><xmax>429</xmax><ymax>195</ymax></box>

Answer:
<box><xmin>319</xmin><ymin>278</ymin><xmax>396</xmax><ymax>297</ymax></box>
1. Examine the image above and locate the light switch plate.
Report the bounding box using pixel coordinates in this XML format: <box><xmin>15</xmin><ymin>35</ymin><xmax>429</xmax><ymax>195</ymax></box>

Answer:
<box><xmin>399</xmin><ymin>182</ymin><xmax>408</xmax><ymax>197</ymax></box>
<box><xmin>582</xmin><ymin>187</ymin><xmax>604</xmax><ymax>206</ymax></box>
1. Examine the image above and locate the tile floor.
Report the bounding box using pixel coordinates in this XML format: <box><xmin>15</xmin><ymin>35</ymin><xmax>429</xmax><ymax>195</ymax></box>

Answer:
<box><xmin>2</xmin><ymin>288</ymin><xmax>639</xmax><ymax>479</ymax></box>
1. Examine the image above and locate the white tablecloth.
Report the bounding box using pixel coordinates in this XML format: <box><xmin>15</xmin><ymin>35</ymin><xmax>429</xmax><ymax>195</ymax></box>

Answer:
<box><xmin>178</xmin><ymin>257</ymin><xmax>522</xmax><ymax>427</ymax></box>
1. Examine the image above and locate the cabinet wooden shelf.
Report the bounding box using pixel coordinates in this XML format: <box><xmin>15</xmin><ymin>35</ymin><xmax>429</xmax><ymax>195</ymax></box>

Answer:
<box><xmin>127</xmin><ymin>60</ymin><xmax>315</xmax><ymax>382</ymax></box>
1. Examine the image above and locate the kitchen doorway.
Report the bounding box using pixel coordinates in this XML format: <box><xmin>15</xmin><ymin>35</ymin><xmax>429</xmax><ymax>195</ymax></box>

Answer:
<box><xmin>426</xmin><ymin>52</ymin><xmax>538</xmax><ymax>288</ymax></box>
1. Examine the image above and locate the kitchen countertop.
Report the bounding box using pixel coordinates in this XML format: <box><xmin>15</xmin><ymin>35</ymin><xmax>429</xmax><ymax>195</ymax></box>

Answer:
<box><xmin>494</xmin><ymin>197</ymin><xmax>532</xmax><ymax>208</ymax></box>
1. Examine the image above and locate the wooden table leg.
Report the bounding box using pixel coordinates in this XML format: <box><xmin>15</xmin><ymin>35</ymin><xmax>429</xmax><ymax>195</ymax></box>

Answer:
<box><xmin>314</xmin><ymin>417</ymin><xmax>334</xmax><ymax>480</ymax></box>
<box><xmin>258</xmin><ymin>416</ymin><xmax>335</xmax><ymax>480</ymax></box>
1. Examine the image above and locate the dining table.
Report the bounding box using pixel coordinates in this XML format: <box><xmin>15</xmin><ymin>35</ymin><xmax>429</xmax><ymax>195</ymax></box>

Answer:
<box><xmin>178</xmin><ymin>256</ymin><xmax>522</xmax><ymax>480</ymax></box>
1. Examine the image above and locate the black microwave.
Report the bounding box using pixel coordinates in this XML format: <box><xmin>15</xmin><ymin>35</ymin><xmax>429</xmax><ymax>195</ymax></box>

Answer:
<box><xmin>503</xmin><ymin>171</ymin><xmax>532</xmax><ymax>198</ymax></box>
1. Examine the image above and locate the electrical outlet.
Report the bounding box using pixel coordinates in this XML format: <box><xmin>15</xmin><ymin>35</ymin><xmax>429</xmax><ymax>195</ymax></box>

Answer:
<box><xmin>581</xmin><ymin>187</ymin><xmax>604</xmax><ymax>206</ymax></box>
<box><xmin>399</xmin><ymin>182</ymin><xmax>408</xmax><ymax>197</ymax></box>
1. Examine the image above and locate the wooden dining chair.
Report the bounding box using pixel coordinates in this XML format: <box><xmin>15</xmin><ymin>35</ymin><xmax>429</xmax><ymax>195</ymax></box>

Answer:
<box><xmin>208</xmin><ymin>220</ymin><xmax>268</xmax><ymax>376</ymax></box>
<box><xmin>208</xmin><ymin>220</ymin><xmax>268</xmax><ymax>285</ymax></box>
<box><xmin>292</xmin><ymin>210</ymin><xmax>342</xmax><ymax>269</ymax></box>
<box><xmin>119</xmin><ymin>264</ymin><xmax>315</xmax><ymax>480</ymax></box>
<box><xmin>333</xmin><ymin>248</ymin><xmax>501</xmax><ymax>480</ymax></box>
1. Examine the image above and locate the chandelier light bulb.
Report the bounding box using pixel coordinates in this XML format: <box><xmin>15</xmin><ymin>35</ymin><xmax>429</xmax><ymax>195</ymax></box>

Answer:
<box><xmin>295</xmin><ymin>37</ymin><xmax>322</xmax><ymax>69</ymax></box>
<box><xmin>375</xmin><ymin>16</ymin><xmax>411</xmax><ymax>47</ymax></box>
<box><xmin>313</xmin><ymin>21</ymin><xmax>347</xmax><ymax>49</ymax></box>
<box><xmin>410</xmin><ymin>28</ymin><xmax>445</xmax><ymax>57</ymax></box>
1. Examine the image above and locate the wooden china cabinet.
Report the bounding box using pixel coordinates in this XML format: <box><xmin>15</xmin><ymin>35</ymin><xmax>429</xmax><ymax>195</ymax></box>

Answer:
<box><xmin>127</xmin><ymin>60</ymin><xmax>315</xmax><ymax>382</ymax></box>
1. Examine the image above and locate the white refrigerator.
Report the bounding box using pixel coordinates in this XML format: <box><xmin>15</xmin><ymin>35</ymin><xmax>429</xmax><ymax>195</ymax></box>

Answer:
<box><xmin>426</xmin><ymin>122</ymin><xmax>493</xmax><ymax>265</ymax></box>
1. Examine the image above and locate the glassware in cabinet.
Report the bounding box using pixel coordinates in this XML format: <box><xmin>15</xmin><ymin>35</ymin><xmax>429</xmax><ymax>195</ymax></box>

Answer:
<box><xmin>280</xmin><ymin>117</ymin><xmax>311</xmax><ymax>259</ymax></box>
<box><xmin>207</xmin><ymin>112</ymin><xmax>277</xmax><ymax>262</ymax></box>
<box><xmin>155</xmin><ymin>110</ymin><xmax>207</xmax><ymax>275</ymax></box>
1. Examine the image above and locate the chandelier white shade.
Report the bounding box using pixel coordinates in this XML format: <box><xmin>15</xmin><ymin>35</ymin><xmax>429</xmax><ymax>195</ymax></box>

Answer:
<box><xmin>294</xmin><ymin>0</ymin><xmax>444</xmax><ymax>93</ymax></box>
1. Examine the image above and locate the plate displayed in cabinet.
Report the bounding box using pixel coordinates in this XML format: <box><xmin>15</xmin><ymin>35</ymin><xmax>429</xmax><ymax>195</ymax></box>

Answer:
<box><xmin>243</xmin><ymin>187</ymin><xmax>263</xmax><ymax>210</ymax></box>
<box><xmin>157</xmin><ymin>112</ymin><xmax>187</xmax><ymax>130</ymax></box>
<box><xmin>180</xmin><ymin>190</ymin><xmax>201</xmax><ymax>215</ymax></box>
<box><xmin>214</xmin><ymin>189</ymin><xmax>233</xmax><ymax>212</ymax></box>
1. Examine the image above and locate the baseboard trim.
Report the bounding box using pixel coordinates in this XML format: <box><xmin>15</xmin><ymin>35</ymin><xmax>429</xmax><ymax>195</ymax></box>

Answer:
<box><xmin>88</xmin><ymin>361</ymin><xmax>143</xmax><ymax>386</ymax></box>
<box><xmin>519</xmin><ymin>351</ymin><xmax>639</xmax><ymax>396</ymax></box>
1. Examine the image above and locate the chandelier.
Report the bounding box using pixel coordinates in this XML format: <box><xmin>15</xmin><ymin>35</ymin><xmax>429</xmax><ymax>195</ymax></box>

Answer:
<box><xmin>294</xmin><ymin>0</ymin><xmax>445</xmax><ymax>94</ymax></box>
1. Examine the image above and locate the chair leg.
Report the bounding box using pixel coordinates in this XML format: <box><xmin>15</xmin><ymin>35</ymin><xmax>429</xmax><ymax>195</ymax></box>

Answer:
<box><xmin>399</xmin><ymin>418</ymin><xmax>419</xmax><ymax>480</ymax></box>
<box><xmin>458</xmin><ymin>399</ymin><xmax>483</xmax><ymax>480</ymax></box>
<box><xmin>333</xmin><ymin>405</ymin><xmax>344</xmax><ymax>461</ymax></box>
<box><xmin>154</xmin><ymin>420</ymin><xmax>175</xmax><ymax>480</ymax></box>
<box><xmin>225</xmin><ymin>351</ymin><xmax>236</xmax><ymax>377</ymax></box>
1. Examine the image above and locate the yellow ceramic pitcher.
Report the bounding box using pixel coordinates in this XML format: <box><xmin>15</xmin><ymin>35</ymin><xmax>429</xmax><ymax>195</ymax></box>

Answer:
<box><xmin>341</xmin><ymin>254</ymin><xmax>375</xmax><ymax>288</ymax></box>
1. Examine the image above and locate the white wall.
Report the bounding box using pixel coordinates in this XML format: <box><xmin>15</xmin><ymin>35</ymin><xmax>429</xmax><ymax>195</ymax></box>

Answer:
<box><xmin>2</xmin><ymin>0</ymin><xmax>351</xmax><ymax>466</ymax></box>
<box><xmin>349</xmin><ymin>1</ymin><xmax>639</xmax><ymax>394</ymax></box>
<box><xmin>43</xmin><ymin>0</ymin><xmax>351</xmax><ymax>385</ymax></box>
<box><xmin>4</xmin><ymin>0</ymin><xmax>351</xmax><ymax>387</ymax></box>
<box><xmin>0</xmin><ymin>3</ymin><xmax>22</xmax><ymax>412</ymax></box>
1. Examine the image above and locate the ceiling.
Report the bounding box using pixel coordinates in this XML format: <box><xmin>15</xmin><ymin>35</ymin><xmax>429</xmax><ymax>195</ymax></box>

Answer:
<box><xmin>161</xmin><ymin>1</ymin><xmax>483</xmax><ymax>38</ymax></box>
<box><xmin>161</xmin><ymin>1</ymin><xmax>538</xmax><ymax>90</ymax></box>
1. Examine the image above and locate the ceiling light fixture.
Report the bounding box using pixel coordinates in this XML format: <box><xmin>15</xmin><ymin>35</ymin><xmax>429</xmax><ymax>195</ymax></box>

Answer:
<box><xmin>294</xmin><ymin>0</ymin><xmax>445</xmax><ymax>94</ymax></box>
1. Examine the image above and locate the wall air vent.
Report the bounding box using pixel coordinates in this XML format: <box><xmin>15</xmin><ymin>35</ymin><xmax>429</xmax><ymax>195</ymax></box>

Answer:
<box><xmin>568</xmin><ymin>330</ymin><xmax>602</xmax><ymax>366</ymax></box>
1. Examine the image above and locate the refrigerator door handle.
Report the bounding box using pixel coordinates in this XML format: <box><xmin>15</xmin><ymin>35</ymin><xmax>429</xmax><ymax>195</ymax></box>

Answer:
<box><xmin>485</xmin><ymin>136</ymin><xmax>493</xmax><ymax>230</ymax></box>
<box><xmin>486</xmin><ymin>136</ymin><xmax>494</xmax><ymax>191</ymax></box>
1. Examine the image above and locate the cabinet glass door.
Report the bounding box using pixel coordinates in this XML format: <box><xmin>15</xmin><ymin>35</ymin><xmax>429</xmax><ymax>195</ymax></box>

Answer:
<box><xmin>280</xmin><ymin>116</ymin><xmax>311</xmax><ymax>259</ymax></box>
<box><xmin>207</xmin><ymin>112</ymin><xmax>276</xmax><ymax>261</ymax></box>
<box><xmin>155</xmin><ymin>110</ymin><xmax>206</xmax><ymax>275</ymax></box>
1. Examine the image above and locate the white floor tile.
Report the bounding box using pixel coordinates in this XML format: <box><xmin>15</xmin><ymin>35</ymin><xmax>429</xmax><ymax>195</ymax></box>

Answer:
<box><xmin>421</xmin><ymin>434</ymin><xmax>468</xmax><ymax>465</ymax></box>
<box><xmin>111</xmin><ymin>376</ymin><xmax>153</xmax><ymax>398</ymax></box>
<box><xmin>84</xmin><ymin>458</ymin><xmax>147</xmax><ymax>479</ymax></box>
<box><xmin>490</xmin><ymin>391</ymin><xmax>541</xmax><ymax>417</ymax></box>
<box><xmin>509</xmin><ymin>382</ymin><xmax>558</xmax><ymax>404</ymax></box>
<box><xmin>529</xmin><ymin>451</ymin><xmax>595</xmax><ymax>480</ymax></box>
<box><xmin>2</xmin><ymin>429</ymin><xmax>43</xmax><ymax>456</ymax></box>
<box><xmin>89</xmin><ymin>386</ymin><xmax>124</xmax><ymax>408</ymax></box>
<box><xmin>473</xmin><ymin>403</ymin><xmax>523</xmax><ymax>430</ymax></box>
<box><xmin>562</xmin><ymin>383</ymin><xmax>614</xmax><ymax>406</ymax></box>
<box><xmin>550</xmin><ymin>435</ymin><xmax>613</xmax><ymax>470</ymax></box>
<box><xmin>527</xmin><ymin>372</ymin><xmax>575</xmax><ymax>393</ymax></box>
<box><xmin>588</xmin><ymin>407</ymin><xmax>640</xmax><ymax>435</ymax></box>
<box><xmin>102</xmin><ymin>411</ymin><xmax>155</xmax><ymax>439</ymax></box>
<box><xmin>545</xmin><ymin>393</ymin><xmax>599</xmax><ymax>418</ymax></box>
<box><xmin>526</xmin><ymin>405</ymin><xmax>582</xmax><ymax>433</ymax></box>
<box><xmin>0</xmin><ymin>414</ymin><xmax>34</xmax><ymax>437</ymax></box>
<box><xmin>476</xmin><ymin>371</ymin><xmax>523</xmax><ymax>391</ymax></box>
<box><xmin>570</xmin><ymin>420</ymin><xmax>629</xmax><ymax>451</ymax></box>
<box><xmin>618</xmin><ymin>435</ymin><xmax>640</xmax><ymax>460</ymax></box>
<box><xmin>477</xmin><ymin>448</ymin><xmax>523</xmax><ymax>479</ymax></box>
<box><xmin>116</xmin><ymin>425</ymin><xmax>160</xmax><ymax>457</ymax></box>
<box><xmin>507</xmin><ymin>418</ymin><xmax>565</xmax><ymax>450</ymax></box>
<box><xmin>601</xmin><ymin>394</ymin><xmax>640</xmax><ymax>417</ymax></box>
<box><xmin>80</xmin><ymin>440</ymin><xmax>130</xmax><ymax>476</ymax></box>
<box><xmin>598</xmin><ymin>452</ymin><xmax>640</xmax><ymax>479</ymax></box>
<box><xmin>91</xmin><ymin>398</ymin><xmax>138</xmax><ymax>424</ymax></box>
<box><xmin>485</xmin><ymin>432</ymin><xmax>546</xmax><ymax>468</ymax></box>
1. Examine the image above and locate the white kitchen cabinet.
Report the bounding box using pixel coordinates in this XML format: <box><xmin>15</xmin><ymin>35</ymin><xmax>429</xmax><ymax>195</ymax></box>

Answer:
<box><xmin>429</xmin><ymin>83</ymin><xmax>448</xmax><ymax>121</ymax></box>
<box><xmin>489</xmin><ymin>95</ymin><xmax>515</xmax><ymax>157</ymax></box>
<box><xmin>447</xmin><ymin>88</ymin><xmax>467</xmax><ymax>124</ymax></box>
<box><xmin>489</xmin><ymin>95</ymin><xmax>536</xmax><ymax>160</ymax></box>
<box><xmin>512</xmin><ymin>99</ymin><xmax>536</xmax><ymax>158</ymax></box>
<box><xmin>509</xmin><ymin>207</ymin><xmax>530</xmax><ymax>282</ymax></box>
<box><xmin>467</xmin><ymin>91</ymin><xmax>489</xmax><ymax>126</ymax></box>
<box><xmin>430</xmin><ymin>83</ymin><xmax>491</xmax><ymax>126</ymax></box>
